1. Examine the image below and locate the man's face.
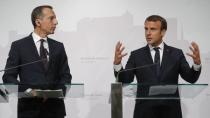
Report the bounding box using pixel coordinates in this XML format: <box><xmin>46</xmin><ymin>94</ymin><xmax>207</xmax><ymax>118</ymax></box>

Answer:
<box><xmin>144</xmin><ymin>21</ymin><xmax>165</xmax><ymax>47</ymax></box>
<box><xmin>37</xmin><ymin>8</ymin><xmax>58</xmax><ymax>35</ymax></box>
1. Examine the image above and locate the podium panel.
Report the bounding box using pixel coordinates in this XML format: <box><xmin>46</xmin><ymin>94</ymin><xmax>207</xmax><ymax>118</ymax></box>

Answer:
<box><xmin>111</xmin><ymin>83</ymin><xmax>208</xmax><ymax>118</ymax></box>
<box><xmin>0</xmin><ymin>83</ymin><xmax>112</xmax><ymax>118</ymax></box>
<box><xmin>122</xmin><ymin>83</ymin><xmax>208</xmax><ymax>99</ymax></box>
<box><xmin>1</xmin><ymin>83</ymin><xmax>208</xmax><ymax>118</ymax></box>
<box><xmin>0</xmin><ymin>83</ymin><xmax>84</xmax><ymax>101</ymax></box>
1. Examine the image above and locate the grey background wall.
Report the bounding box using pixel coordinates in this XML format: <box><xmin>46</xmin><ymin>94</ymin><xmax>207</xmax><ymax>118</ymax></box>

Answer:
<box><xmin>0</xmin><ymin>0</ymin><xmax>210</xmax><ymax>118</ymax></box>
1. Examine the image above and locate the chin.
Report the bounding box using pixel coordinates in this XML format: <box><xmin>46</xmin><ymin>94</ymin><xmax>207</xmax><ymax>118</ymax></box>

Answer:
<box><xmin>147</xmin><ymin>41</ymin><xmax>154</xmax><ymax>45</ymax></box>
<box><xmin>49</xmin><ymin>31</ymin><xmax>55</xmax><ymax>34</ymax></box>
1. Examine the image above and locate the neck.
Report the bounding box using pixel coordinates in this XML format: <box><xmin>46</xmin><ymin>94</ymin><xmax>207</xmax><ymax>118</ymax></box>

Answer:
<box><xmin>34</xmin><ymin>28</ymin><xmax>47</xmax><ymax>38</ymax></box>
<box><xmin>152</xmin><ymin>40</ymin><xmax>163</xmax><ymax>47</ymax></box>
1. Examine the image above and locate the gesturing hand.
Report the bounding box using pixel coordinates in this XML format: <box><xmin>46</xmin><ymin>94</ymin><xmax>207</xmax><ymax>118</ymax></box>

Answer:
<box><xmin>114</xmin><ymin>41</ymin><xmax>127</xmax><ymax>65</ymax></box>
<box><xmin>186</xmin><ymin>42</ymin><xmax>201</xmax><ymax>65</ymax></box>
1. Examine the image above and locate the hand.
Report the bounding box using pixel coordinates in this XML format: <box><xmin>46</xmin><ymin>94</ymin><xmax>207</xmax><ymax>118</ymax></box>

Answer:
<box><xmin>25</xmin><ymin>88</ymin><xmax>37</xmax><ymax>97</ymax></box>
<box><xmin>31</xmin><ymin>89</ymin><xmax>37</xmax><ymax>97</ymax></box>
<box><xmin>32</xmin><ymin>89</ymin><xmax>48</xmax><ymax>102</ymax></box>
<box><xmin>114</xmin><ymin>41</ymin><xmax>127</xmax><ymax>65</ymax></box>
<box><xmin>42</xmin><ymin>94</ymin><xmax>48</xmax><ymax>102</ymax></box>
<box><xmin>186</xmin><ymin>42</ymin><xmax>201</xmax><ymax>65</ymax></box>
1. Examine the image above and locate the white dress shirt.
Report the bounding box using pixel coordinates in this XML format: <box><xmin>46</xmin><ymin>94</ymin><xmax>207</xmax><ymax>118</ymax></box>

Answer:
<box><xmin>149</xmin><ymin>41</ymin><xmax>164</xmax><ymax>64</ymax></box>
<box><xmin>32</xmin><ymin>32</ymin><xmax>49</xmax><ymax>60</ymax></box>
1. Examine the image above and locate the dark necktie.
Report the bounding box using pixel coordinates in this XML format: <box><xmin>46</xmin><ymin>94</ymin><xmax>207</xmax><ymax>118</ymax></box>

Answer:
<box><xmin>154</xmin><ymin>47</ymin><xmax>160</xmax><ymax>77</ymax></box>
<box><xmin>40</xmin><ymin>39</ymin><xmax>48</xmax><ymax>71</ymax></box>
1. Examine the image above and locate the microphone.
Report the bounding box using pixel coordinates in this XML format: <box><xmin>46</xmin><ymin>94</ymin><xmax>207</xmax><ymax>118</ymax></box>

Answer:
<box><xmin>116</xmin><ymin>63</ymin><xmax>158</xmax><ymax>82</ymax></box>
<box><xmin>0</xmin><ymin>58</ymin><xmax>47</xmax><ymax>72</ymax></box>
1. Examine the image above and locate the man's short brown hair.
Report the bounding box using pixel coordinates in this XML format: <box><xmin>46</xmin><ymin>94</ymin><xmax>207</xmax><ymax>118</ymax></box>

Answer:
<box><xmin>145</xmin><ymin>15</ymin><xmax>167</xmax><ymax>31</ymax></box>
<box><xmin>31</xmin><ymin>5</ymin><xmax>53</xmax><ymax>28</ymax></box>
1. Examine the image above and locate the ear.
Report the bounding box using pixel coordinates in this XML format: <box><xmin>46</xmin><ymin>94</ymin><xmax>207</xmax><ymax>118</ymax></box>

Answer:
<box><xmin>35</xmin><ymin>19</ymin><xmax>41</xmax><ymax>27</ymax></box>
<box><xmin>161</xmin><ymin>29</ymin><xmax>166</xmax><ymax>37</ymax></box>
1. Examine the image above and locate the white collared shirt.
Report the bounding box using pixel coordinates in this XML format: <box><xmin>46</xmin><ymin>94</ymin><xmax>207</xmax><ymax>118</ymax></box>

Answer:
<box><xmin>32</xmin><ymin>32</ymin><xmax>49</xmax><ymax>56</ymax></box>
<box><xmin>149</xmin><ymin>41</ymin><xmax>164</xmax><ymax>65</ymax></box>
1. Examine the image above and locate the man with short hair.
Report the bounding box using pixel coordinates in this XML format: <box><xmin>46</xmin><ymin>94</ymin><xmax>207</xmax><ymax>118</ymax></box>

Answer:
<box><xmin>114</xmin><ymin>15</ymin><xmax>201</xmax><ymax>118</ymax></box>
<box><xmin>3</xmin><ymin>5</ymin><xmax>72</xmax><ymax>118</ymax></box>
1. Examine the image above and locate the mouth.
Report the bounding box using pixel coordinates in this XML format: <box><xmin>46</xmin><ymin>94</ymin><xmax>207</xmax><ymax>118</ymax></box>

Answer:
<box><xmin>51</xmin><ymin>27</ymin><xmax>56</xmax><ymax>32</ymax></box>
<box><xmin>146</xmin><ymin>38</ymin><xmax>152</xmax><ymax>41</ymax></box>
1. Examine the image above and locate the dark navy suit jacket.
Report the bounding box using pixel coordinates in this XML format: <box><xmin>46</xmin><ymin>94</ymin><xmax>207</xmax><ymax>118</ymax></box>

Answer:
<box><xmin>3</xmin><ymin>34</ymin><xmax>72</xmax><ymax>117</ymax></box>
<box><xmin>115</xmin><ymin>43</ymin><xmax>201</xmax><ymax>117</ymax></box>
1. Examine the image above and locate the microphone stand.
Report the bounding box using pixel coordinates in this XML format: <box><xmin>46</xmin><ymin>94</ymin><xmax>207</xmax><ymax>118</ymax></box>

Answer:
<box><xmin>0</xmin><ymin>58</ymin><xmax>47</xmax><ymax>72</ymax></box>
<box><xmin>0</xmin><ymin>58</ymin><xmax>48</xmax><ymax>100</ymax></box>
<box><xmin>116</xmin><ymin>63</ymin><xmax>158</xmax><ymax>83</ymax></box>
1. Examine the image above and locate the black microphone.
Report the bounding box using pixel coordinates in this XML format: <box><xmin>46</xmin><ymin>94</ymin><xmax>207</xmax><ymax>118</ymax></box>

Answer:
<box><xmin>116</xmin><ymin>63</ymin><xmax>158</xmax><ymax>82</ymax></box>
<box><xmin>0</xmin><ymin>58</ymin><xmax>47</xmax><ymax>72</ymax></box>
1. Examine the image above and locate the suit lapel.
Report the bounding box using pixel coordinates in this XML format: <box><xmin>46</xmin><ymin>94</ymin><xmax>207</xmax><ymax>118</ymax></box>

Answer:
<box><xmin>160</xmin><ymin>44</ymin><xmax>171</xmax><ymax>79</ymax></box>
<box><xmin>47</xmin><ymin>38</ymin><xmax>55</xmax><ymax>67</ymax></box>
<box><xmin>27</xmin><ymin>34</ymin><xmax>45</xmax><ymax>71</ymax></box>
<box><xmin>141</xmin><ymin>45</ymin><xmax>157</xmax><ymax>77</ymax></box>
<box><xmin>27</xmin><ymin>34</ymin><xmax>40</xmax><ymax>59</ymax></box>
<box><xmin>144</xmin><ymin>45</ymin><xmax>154</xmax><ymax>64</ymax></box>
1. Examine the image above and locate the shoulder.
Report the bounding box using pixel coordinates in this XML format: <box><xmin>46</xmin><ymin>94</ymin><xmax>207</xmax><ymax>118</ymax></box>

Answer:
<box><xmin>47</xmin><ymin>38</ymin><xmax>63</xmax><ymax>46</ymax></box>
<box><xmin>164</xmin><ymin>44</ymin><xmax>183</xmax><ymax>54</ymax></box>
<box><xmin>131</xmin><ymin>46</ymin><xmax>148</xmax><ymax>55</ymax></box>
<box><xmin>11</xmin><ymin>34</ymin><xmax>32</xmax><ymax>46</ymax></box>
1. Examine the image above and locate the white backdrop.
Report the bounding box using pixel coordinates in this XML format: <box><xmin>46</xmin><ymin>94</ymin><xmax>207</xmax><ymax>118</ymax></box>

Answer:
<box><xmin>0</xmin><ymin>0</ymin><xmax>210</xmax><ymax>118</ymax></box>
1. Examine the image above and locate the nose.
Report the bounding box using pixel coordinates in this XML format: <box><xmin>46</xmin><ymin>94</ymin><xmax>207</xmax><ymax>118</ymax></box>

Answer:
<box><xmin>146</xmin><ymin>30</ymin><xmax>151</xmax><ymax>36</ymax></box>
<box><xmin>54</xmin><ymin>19</ymin><xmax>58</xmax><ymax>25</ymax></box>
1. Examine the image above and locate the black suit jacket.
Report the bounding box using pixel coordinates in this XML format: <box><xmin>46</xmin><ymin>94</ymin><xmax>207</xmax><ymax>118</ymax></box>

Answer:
<box><xmin>3</xmin><ymin>34</ymin><xmax>72</xmax><ymax>117</ymax></box>
<box><xmin>114</xmin><ymin>43</ymin><xmax>201</xmax><ymax>117</ymax></box>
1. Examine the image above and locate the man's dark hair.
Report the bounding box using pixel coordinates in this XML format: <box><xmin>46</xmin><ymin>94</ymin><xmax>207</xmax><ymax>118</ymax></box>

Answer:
<box><xmin>145</xmin><ymin>15</ymin><xmax>167</xmax><ymax>31</ymax></box>
<box><xmin>31</xmin><ymin>5</ymin><xmax>53</xmax><ymax>28</ymax></box>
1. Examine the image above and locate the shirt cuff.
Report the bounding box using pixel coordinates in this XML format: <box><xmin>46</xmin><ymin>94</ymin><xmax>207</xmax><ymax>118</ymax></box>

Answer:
<box><xmin>193</xmin><ymin>63</ymin><xmax>201</xmax><ymax>71</ymax></box>
<box><xmin>113</xmin><ymin>63</ymin><xmax>123</xmax><ymax>72</ymax></box>
<box><xmin>25</xmin><ymin>88</ymin><xmax>32</xmax><ymax>93</ymax></box>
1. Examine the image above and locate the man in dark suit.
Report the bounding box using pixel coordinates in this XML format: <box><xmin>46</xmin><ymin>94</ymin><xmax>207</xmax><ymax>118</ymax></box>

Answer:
<box><xmin>2</xmin><ymin>5</ymin><xmax>72</xmax><ymax>118</ymax></box>
<box><xmin>113</xmin><ymin>15</ymin><xmax>201</xmax><ymax>118</ymax></box>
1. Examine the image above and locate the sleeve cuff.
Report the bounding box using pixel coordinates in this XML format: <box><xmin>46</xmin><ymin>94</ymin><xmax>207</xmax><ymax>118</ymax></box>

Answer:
<box><xmin>193</xmin><ymin>63</ymin><xmax>201</xmax><ymax>71</ymax></box>
<box><xmin>25</xmin><ymin>88</ymin><xmax>32</xmax><ymax>93</ymax></box>
<box><xmin>113</xmin><ymin>63</ymin><xmax>122</xmax><ymax>72</ymax></box>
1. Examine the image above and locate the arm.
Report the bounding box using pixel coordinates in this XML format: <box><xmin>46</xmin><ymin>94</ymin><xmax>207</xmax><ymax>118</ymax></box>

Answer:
<box><xmin>59</xmin><ymin>43</ymin><xmax>72</xmax><ymax>84</ymax></box>
<box><xmin>113</xmin><ymin>41</ymin><xmax>134</xmax><ymax>83</ymax></box>
<box><xmin>179</xmin><ymin>50</ymin><xmax>201</xmax><ymax>83</ymax></box>
<box><xmin>2</xmin><ymin>42</ymin><xmax>20</xmax><ymax>84</ymax></box>
<box><xmin>114</xmin><ymin>52</ymin><xmax>135</xmax><ymax>83</ymax></box>
<box><xmin>179</xmin><ymin>42</ymin><xmax>201</xmax><ymax>83</ymax></box>
<box><xmin>57</xmin><ymin>43</ymin><xmax>72</xmax><ymax>95</ymax></box>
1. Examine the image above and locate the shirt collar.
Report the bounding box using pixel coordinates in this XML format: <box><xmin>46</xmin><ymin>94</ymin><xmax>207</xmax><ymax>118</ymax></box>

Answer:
<box><xmin>32</xmin><ymin>32</ymin><xmax>48</xmax><ymax>43</ymax></box>
<box><xmin>149</xmin><ymin>41</ymin><xmax>164</xmax><ymax>51</ymax></box>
